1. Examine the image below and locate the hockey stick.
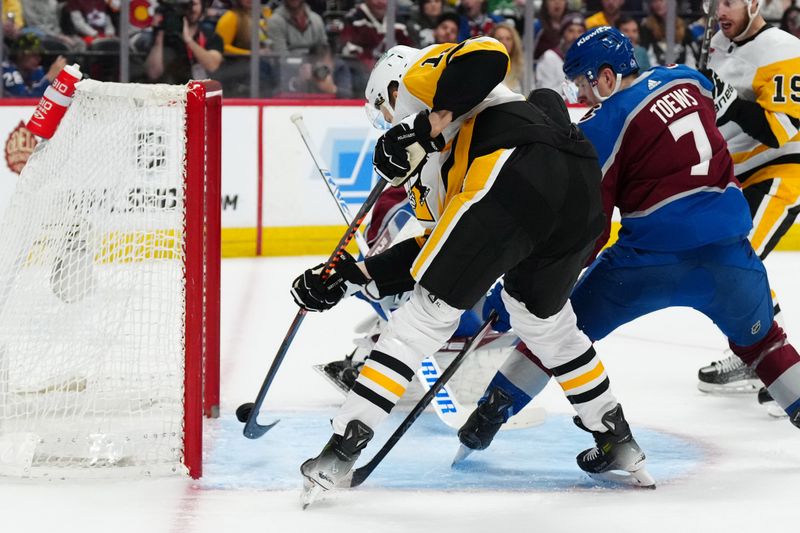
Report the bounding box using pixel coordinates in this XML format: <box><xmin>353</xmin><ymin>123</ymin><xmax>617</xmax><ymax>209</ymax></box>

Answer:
<box><xmin>698</xmin><ymin>0</ymin><xmax>720</xmax><ymax>70</ymax></box>
<box><xmin>240</xmin><ymin>178</ymin><xmax>387</xmax><ymax>439</ymax></box>
<box><xmin>416</xmin><ymin>354</ymin><xmax>546</xmax><ymax>430</ymax></box>
<box><xmin>347</xmin><ymin>311</ymin><xmax>498</xmax><ymax>488</ymax></box>
<box><xmin>291</xmin><ymin>113</ymin><xmax>370</xmax><ymax>255</ymax></box>
<box><xmin>292</xmin><ymin>114</ymin><xmax>511</xmax><ymax>432</ymax></box>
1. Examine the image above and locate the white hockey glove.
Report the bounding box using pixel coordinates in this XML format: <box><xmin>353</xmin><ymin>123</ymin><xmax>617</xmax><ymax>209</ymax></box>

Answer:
<box><xmin>373</xmin><ymin>111</ymin><xmax>445</xmax><ymax>187</ymax></box>
<box><xmin>703</xmin><ymin>69</ymin><xmax>738</xmax><ymax>120</ymax></box>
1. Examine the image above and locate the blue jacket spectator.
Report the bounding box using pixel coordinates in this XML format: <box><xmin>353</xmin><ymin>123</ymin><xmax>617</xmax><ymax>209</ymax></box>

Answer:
<box><xmin>456</xmin><ymin>0</ymin><xmax>503</xmax><ymax>42</ymax></box>
<box><xmin>2</xmin><ymin>34</ymin><xmax>67</xmax><ymax>97</ymax></box>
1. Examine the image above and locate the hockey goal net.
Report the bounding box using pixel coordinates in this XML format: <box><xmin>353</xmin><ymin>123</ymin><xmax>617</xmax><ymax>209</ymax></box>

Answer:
<box><xmin>0</xmin><ymin>80</ymin><xmax>221</xmax><ymax>479</ymax></box>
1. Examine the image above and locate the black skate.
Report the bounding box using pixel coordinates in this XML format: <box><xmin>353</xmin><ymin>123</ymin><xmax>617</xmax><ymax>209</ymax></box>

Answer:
<box><xmin>300</xmin><ymin>419</ymin><xmax>373</xmax><ymax>509</ymax></box>
<box><xmin>574</xmin><ymin>404</ymin><xmax>655</xmax><ymax>489</ymax></box>
<box><xmin>697</xmin><ymin>351</ymin><xmax>760</xmax><ymax>394</ymax></box>
<box><xmin>313</xmin><ymin>350</ymin><xmax>364</xmax><ymax>395</ymax></box>
<box><xmin>758</xmin><ymin>386</ymin><xmax>795</xmax><ymax>421</ymax></box>
<box><xmin>453</xmin><ymin>388</ymin><xmax>513</xmax><ymax>465</ymax></box>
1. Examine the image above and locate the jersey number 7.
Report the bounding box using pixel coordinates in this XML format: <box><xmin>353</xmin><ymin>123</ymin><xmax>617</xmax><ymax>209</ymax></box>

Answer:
<box><xmin>667</xmin><ymin>112</ymin><xmax>712</xmax><ymax>176</ymax></box>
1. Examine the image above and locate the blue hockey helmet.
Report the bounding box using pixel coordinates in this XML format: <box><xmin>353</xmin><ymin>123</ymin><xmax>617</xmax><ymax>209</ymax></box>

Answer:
<box><xmin>563</xmin><ymin>26</ymin><xmax>638</xmax><ymax>84</ymax></box>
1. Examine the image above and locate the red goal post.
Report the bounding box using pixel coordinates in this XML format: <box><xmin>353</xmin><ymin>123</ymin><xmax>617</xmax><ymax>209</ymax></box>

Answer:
<box><xmin>185</xmin><ymin>80</ymin><xmax>222</xmax><ymax>479</ymax></box>
<box><xmin>0</xmin><ymin>79</ymin><xmax>221</xmax><ymax>480</ymax></box>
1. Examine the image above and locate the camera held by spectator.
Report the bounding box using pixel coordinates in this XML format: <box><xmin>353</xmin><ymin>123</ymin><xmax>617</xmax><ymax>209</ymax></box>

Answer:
<box><xmin>145</xmin><ymin>0</ymin><xmax>224</xmax><ymax>84</ymax></box>
<box><xmin>289</xmin><ymin>43</ymin><xmax>353</xmax><ymax>98</ymax></box>
<box><xmin>156</xmin><ymin>0</ymin><xmax>194</xmax><ymax>40</ymax></box>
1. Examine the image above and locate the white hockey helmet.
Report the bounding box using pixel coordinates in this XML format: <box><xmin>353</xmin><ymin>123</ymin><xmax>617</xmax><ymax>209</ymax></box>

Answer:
<box><xmin>364</xmin><ymin>45</ymin><xmax>419</xmax><ymax>128</ymax></box>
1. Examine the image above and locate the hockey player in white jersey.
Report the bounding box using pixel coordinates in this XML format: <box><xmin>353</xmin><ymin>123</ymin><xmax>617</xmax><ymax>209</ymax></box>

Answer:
<box><xmin>696</xmin><ymin>0</ymin><xmax>800</xmax><ymax>403</ymax></box>
<box><xmin>290</xmin><ymin>38</ymin><xmax>653</xmax><ymax>506</ymax></box>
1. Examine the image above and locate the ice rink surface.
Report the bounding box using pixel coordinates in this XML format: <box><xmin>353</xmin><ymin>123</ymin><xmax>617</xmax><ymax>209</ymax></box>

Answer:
<box><xmin>3</xmin><ymin>254</ymin><xmax>800</xmax><ymax>533</ymax></box>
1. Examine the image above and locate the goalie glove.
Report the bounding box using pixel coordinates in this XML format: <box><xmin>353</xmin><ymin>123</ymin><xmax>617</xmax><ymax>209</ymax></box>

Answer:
<box><xmin>290</xmin><ymin>250</ymin><xmax>369</xmax><ymax>312</ymax></box>
<box><xmin>373</xmin><ymin>111</ymin><xmax>446</xmax><ymax>187</ymax></box>
<box><xmin>702</xmin><ymin>69</ymin><xmax>738</xmax><ymax>121</ymax></box>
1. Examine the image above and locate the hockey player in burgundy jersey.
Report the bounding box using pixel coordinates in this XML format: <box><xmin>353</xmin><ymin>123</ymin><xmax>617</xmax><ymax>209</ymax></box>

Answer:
<box><xmin>457</xmin><ymin>26</ymin><xmax>800</xmax><ymax>478</ymax></box>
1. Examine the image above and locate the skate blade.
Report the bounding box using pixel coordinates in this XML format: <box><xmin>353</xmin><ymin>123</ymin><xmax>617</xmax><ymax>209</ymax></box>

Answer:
<box><xmin>697</xmin><ymin>379</ymin><xmax>761</xmax><ymax>395</ymax></box>
<box><xmin>587</xmin><ymin>467</ymin><xmax>656</xmax><ymax>489</ymax></box>
<box><xmin>764</xmin><ymin>402</ymin><xmax>788</xmax><ymax>418</ymax></box>
<box><xmin>300</xmin><ymin>482</ymin><xmax>325</xmax><ymax>510</ymax></box>
<box><xmin>451</xmin><ymin>445</ymin><xmax>475</xmax><ymax>466</ymax></box>
<box><xmin>312</xmin><ymin>364</ymin><xmax>351</xmax><ymax>397</ymax></box>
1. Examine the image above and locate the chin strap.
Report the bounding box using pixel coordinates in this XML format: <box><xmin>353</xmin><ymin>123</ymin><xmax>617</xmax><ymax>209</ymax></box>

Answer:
<box><xmin>733</xmin><ymin>0</ymin><xmax>762</xmax><ymax>41</ymax></box>
<box><xmin>591</xmin><ymin>73</ymin><xmax>623</xmax><ymax>102</ymax></box>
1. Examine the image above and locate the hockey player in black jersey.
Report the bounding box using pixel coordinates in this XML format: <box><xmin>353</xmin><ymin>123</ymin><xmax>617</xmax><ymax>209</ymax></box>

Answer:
<box><xmin>290</xmin><ymin>38</ymin><xmax>653</xmax><ymax>507</ymax></box>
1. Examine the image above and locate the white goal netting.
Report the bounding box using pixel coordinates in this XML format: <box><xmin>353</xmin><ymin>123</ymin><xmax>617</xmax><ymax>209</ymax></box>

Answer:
<box><xmin>0</xmin><ymin>81</ymin><xmax>194</xmax><ymax>478</ymax></box>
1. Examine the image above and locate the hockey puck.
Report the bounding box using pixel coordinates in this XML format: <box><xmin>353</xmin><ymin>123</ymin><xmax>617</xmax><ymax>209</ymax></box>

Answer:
<box><xmin>236</xmin><ymin>402</ymin><xmax>254</xmax><ymax>423</ymax></box>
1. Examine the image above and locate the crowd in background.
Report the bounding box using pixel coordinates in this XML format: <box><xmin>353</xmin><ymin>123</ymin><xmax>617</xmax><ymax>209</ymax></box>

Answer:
<box><xmin>2</xmin><ymin>0</ymin><xmax>800</xmax><ymax>98</ymax></box>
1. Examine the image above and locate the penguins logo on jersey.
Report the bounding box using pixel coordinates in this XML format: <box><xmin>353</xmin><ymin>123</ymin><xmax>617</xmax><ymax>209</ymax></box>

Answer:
<box><xmin>409</xmin><ymin>180</ymin><xmax>434</xmax><ymax>222</ymax></box>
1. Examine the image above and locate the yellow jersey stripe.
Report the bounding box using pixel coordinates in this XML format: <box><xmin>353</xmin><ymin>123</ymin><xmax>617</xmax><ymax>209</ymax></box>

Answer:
<box><xmin>360</xmin><ymin>366</ymin><xmax>406</xmax><ymax>397</ymax></box>
<box><xmin>765</xmin><ymin>112</ymin><xmax>792</xmax><ymax>147</ymax></box>
<box><xmin>402</xmin><ymin>38</ymin><xmax>509</xmax><ymax>110</ymax></box>
<box><xmin>411</xmin><ymin>148</ymin><xmax>508</xmax><ymax>280</ymax></box>
<box><xmin>559</xmin><ymin>361</ymin><xmax>606</xmax><ymax>392</ymax></box>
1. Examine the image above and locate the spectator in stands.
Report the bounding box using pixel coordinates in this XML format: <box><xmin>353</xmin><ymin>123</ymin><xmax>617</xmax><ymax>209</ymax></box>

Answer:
<box><xmin>145</xmin><ymin>0</ymin><xmax>223</xmax><ymax>84</ymax></box>
<box><xmin>290</xmin><ymin>42</ymin><xmax>353</xmax><ymax>97</ymax></box>
<box><xmin>2</xmin><ymin>34</ymin><xmax>67</xmax><ymax>97</ymax></box>
<box><xmin>639</xmin><ymin>0</ymin><xmax>696</xmax><ymax>67</ymax></box>
<box><xmin>585</xmin><ymin>0</ymin><xmax>623</xmax><ymax>29</ymax></box>
<box><xmin>21</xmin><ymin>0</ymin><xmax>86</xmax><ymax>51</ymax></box>
<box><xmin>339</xmin><ymin>0</ymin><xmax>413</xmax><ymax>71</ymax></box>
<box><xmin>67</xmin><ymin>0</ymin><xmax>117</xmax><ymax>44</ymax></box>
<box><xmin>433</xmin><ymin>12</ymin><xmax>460</xmax><ymax>43</ymax></box>
<box><xmin>761</xmin><ymin>0</ymin><xmax>789</xmax><ymax>22</ymax></box>
<box><xmin>268</xmin><ymin>0</ymin><xmax>327</xmax><ymax>54</ymax></box>
<box><xmin>533</xmin><ymin>0</ymin><xmax>567</xmax><ymax>59</ymax></box>
<box><xmin>456</xmin><ymin>0</ymin><xmax>502</xmax><ymax>41</ymax></box>
<box><xmin>215</xmin><ymin>0</ymin><xmax>270</xmax><ymax>55</ymax></box>
<box><xmin>489</xmin><ymin>22</ymin><xmax>523</xmax><ymax>92</ymax></box>
<box><xmin>535</xmin><ymin>12</ymin><xmax>584</xmax><ymax>91</ymax></box>
<box><xmin>408</xmin><ymin>0</ymin><xmax>449</xmax><ymax>47</ymax></box>
<box><xmin>781</xmin><ymin>5</ymin><xmax>800</xmax><ymax>37</ymax></box>
<box><xmin>615</xmin><ymin>15</ymin><xmax>651</xmax><ymax>71</ymax></box>
<box><xmin>3</xmin><ymin>0</ymin><xmax>24</xmax><ymax>43</ymax></box>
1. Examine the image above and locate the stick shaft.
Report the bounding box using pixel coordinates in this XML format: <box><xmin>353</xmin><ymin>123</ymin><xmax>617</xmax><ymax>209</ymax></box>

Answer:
<box><xmin>349</xmin><ymin>312</ymin><xmax>497</xmax><ymax>486</ymax></box>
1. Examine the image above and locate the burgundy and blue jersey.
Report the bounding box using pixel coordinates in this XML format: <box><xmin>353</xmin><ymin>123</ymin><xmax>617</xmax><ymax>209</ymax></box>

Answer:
<box><xmin>578</xmin><ymin>64</ymin><xmax>753</xmax><ymax>255</ymax></box>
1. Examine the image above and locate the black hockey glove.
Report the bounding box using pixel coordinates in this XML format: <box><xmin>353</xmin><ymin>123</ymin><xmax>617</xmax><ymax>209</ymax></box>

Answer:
<box><xmin>290</xmin><ymin>250</ymin><xmax>369</xmax><ymax>312</ymax></box>
<box><xmin>701</xmin><ymin>69</ymin><xmax>738</xmax><ymax>121</ymax></box>
<box><xmin>373</xmin><ymin>111</ymin><xmax>446</xmax><ymax>187</ymax></box>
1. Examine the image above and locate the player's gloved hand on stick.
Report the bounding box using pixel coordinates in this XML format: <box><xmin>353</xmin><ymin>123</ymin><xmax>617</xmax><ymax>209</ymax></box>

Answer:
<box><xmin>291</xmin><ymin>250</ymin><xmax>370</xmax><ymax>312</ymax></box>
<box><xmin>374</xmin><ymin>110</ymin><xmax>446</xmax><ymax>186</ymax></box>
<box><xmin>482</xmin><ymin>281</ymin><xmax>512</xmax><ymax>333</ymax></box>
<box><xmin>701</xmin><ymin>69</ymin><xmax>737</xmax><ymax>120</ymax></box>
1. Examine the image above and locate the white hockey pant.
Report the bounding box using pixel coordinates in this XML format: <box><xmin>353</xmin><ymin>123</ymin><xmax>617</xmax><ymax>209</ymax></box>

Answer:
<box><xmin>332</xmin><ymin>284</ymin><xmax>462</xmax><ymax>435</ymax></box>
<box><xmin>501</xmin><ymin>288</ymin><xmax>618</xmax><ymax>432</ymax></box>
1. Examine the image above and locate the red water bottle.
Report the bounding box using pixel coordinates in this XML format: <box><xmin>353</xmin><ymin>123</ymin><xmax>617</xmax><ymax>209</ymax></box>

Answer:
<box><xmin>26</xmin><ymin>64</ymin><xmax>83</xmax><ymax>139</ymax></box>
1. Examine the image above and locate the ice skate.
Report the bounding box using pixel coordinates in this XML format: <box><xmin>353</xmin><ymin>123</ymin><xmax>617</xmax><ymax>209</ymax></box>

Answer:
<box><xmin>453</xmin><ymin>387</ymin><xmax>513</xmax><ymax>465</ymax></box>
<box><xmin>757</xmin><ymin>387</ymin><xmax>787</xmax><ymax>418</ymax></box>
<box><xmin>313</xmin><ymin>350</ymin><xmax>364</xmax><ymax>395</ymax></box>
<box><xmin>574</xmin><ymin>404</ymin><xmax>655</xmax><ymax>489</ymax></box>
<box><xmin>697</xmin><ymin>351</ymin><xmax>761</xmax><ymax>394</ymax></box>
<box><xmin>300</xmin><ymin>419</ymin><xmax>373</xmax><ymax>509</ymax></box>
